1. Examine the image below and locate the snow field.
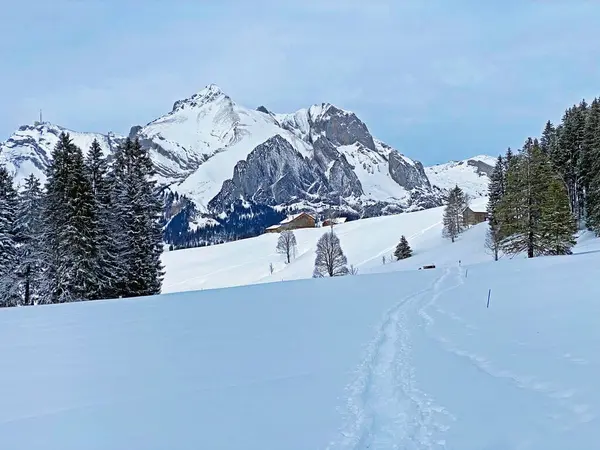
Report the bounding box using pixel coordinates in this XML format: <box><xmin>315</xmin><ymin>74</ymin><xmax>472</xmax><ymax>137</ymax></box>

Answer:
<box><xmin>0</xmin><ymin>270</ymin><xmax>437</xmax><ymax>450</ymax></box>
<box><xmin>161</xmin><ymin>197</ymin><xmax>490</xmax><ymax>293</ymax></box>
<box><xmin>3</xmin><ymin>190</ymin><xmax>600</xmax><ymax>448</ymax></box>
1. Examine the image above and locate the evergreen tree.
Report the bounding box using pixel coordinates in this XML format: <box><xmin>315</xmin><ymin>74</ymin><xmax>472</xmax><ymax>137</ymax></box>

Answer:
<box><xmin>313</xmin><ymin>230</ymin><xmax>349</xmax><ymax>277</ymax></box>
<box><xmin>582</xmin><ymin>98</ymin><xmax>600</xmax><ymax>227</ymax></box>
<box><xmin>504</xmin><ymin>147</ymin><xmax>514</xmax><ymax>173</ymax></box>
<box><xmin>498</xmin><ymin>138</ymin><xmax>555</xmax><ymax>257</ymax></box>
<box><xmin>553</xmin><ymin>102</ymin><xmax>588</xmax><ymax>222</ymax></box>
<box><xmin>394</xmin><ymin>235</ymin><xmax>412</xmax><ymax>260</ymax></box>
<box><xmin>43</xmin><ymin>132</ymin><xmax>102</xmax><ymax>302</ymax></box>
<box><xmin>442</xmin><ymin>185</ymin><xmax>468</xmax><ymax>243</ymax></box>
<box><xmin>540</xmin><ymin>121</ymin><xmax>557</xmax><ymax>156</ymax></box>
<box><xmin>131</xmin><ymin>138</ymin><xmax>164</xmax><ymax>296</ymax></box>
<box><xmin>486</xmin><ymin>156</ymin><xmax>505</xmax><ymax>260</ymax></box>
<box><xmin>540</xmin><ymin>178</ymin><xmax>577</xmax><ymax>255</ymax></box>
<box><xmin>85</xmin><ymin>139</ymin><xmax>119</xmax><ymax>299</ymax></box>
<box><xmin>14</xmin><ymin>174</ymin><xmax>44</xmax><ymax>305</ymax></box>
<box><xmin>109</xmin><ymin>138</ymin><xmax>164</xmax><ymax>297</ymax></box>
<box><xmin>0</xmin><ymin>166</ymin><xmax>19</xmax><ymax>307</ymax></box>
<box><xmin>578</xmin><ymin>100</ymin><xmax>599</xmax><ymax>196</ymax></box>
<box><xmin>487</xmin><ymin>156</ymin><xmax>505</xmax><ymax>217</ymax></box>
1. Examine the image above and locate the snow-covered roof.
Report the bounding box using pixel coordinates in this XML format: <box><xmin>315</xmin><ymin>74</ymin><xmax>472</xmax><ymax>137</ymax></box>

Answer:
<box><xmin>325</xmin><ymin>217</ymin><xmax>347</xmax><ymax>224</ymax></box>
<box><xmin>465</xmin><ymin>206</ymin><xmax>487</xmax><ymax>214</ymax></box>
<box><xmin>280</xmin><ymin>212</ymin><xmax>313</xmax><ymax>224</ymax></box>
<box><xmin>266</xmin><ymin>225</ymin><xmax>281</xmax><ymax>230</ymax></box>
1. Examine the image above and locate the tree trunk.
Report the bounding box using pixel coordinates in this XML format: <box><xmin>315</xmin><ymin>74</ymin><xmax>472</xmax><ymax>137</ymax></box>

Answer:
<box><xmin>24</xmin><ymin>265</ymin><xmax>31</xmax><ymax>306</ymax></box>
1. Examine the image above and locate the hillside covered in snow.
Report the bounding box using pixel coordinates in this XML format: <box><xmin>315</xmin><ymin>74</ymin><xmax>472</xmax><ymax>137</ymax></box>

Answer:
<box><xmin>0</xmin><ymin>84</ymin><xmax>494</xmax><ymax>245</ymax></box>
<box><xmin>162</xmin><ymin>197</ymin><xmax>492</xmax><ymax>292</ymax></box>
<box><xmin>425</xmin><ymin>155</ymin><xmax>497</xmax><ymax>198</ymax></box>
<box><xmin>2</xmin><ymin>194</ymin><xmax>599</xmax><ymax>449</ymax></box>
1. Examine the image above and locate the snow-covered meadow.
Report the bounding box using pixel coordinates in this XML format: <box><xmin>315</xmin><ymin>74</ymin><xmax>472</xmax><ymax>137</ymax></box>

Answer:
<box><xmin>2</xmin><ymin>196</ymin><xmax>600</xmax><ymax>449</ymax></box>
<box><xmin>161</xmin><ymin>197</ymin><xmax>491</xmax><ymax>293</ymax></box>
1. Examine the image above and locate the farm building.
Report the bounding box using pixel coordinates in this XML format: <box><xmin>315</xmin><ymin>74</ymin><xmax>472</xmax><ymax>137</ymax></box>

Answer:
<box><xmin>322</xmin><ymin>217</ymin><xmax>347</xmax><ymax>227</ymax></box>
<box><xmin>463</xmin><ymin>206</ymin><xmax>487</xmax><ymax>226</ymax></box>
<box><xmin>265</xmin><ymin>212</ymin><xmax>316</xmax><ymax>233</ymax></box>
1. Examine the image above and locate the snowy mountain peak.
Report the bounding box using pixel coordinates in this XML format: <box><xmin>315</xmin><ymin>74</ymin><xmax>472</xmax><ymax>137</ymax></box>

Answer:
<box><xmin>308</xmin><ymin>102</ymin><xmax>352</xmax><ymax>120</ymax></box>
<box><xmin>1</xmin><ymin>86</ymin><xmax>451</xmax><ymax>243</ymax></box>
<box><xmin>425</xmin><ymin>154</ymin><xmax>496</xmax><ymax>199</ymax></box>
<box><xmin>171</xmin><ymin>83</ymin><xmax>231</xmax><ymax>113</ymax></box>
<box><xmin>0</xmin><ymin>122</ymin><xmax>121</xmax><ymax>187</ymax></box>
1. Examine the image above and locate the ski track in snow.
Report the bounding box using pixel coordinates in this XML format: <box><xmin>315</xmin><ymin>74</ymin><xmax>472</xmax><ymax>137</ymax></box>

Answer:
<box><xmin>419</xmin><ymin>267</ymin><xmax>596</xmax><ymax>431</ymax></box>
<box><xmin>329</xmin><ymin>264</ymin><xmax>597</xmax><ymax>450</ymax></box>
<box><xmin>326</xmin><ymin>271</ymin><xmax>455</xmax><ymax>450</ymax></box>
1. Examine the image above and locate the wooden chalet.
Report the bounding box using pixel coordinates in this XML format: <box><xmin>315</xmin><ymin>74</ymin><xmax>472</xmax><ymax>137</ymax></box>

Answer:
<box><xmin>265</xmin><ymin>212</ymin><xmax>316</xmax><ymax>233</ymax></box>
<box><xmin>462</xmin><ymin>206</ymin><xmax>487</xmax><ymax>226</ymax></box>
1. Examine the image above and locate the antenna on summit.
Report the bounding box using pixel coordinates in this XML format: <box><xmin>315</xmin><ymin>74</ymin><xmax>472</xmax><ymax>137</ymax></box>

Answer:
<box><xmin>39</xmin><ymin>109</ymin><xmax>43</xmax><ymax>124</ymax></box>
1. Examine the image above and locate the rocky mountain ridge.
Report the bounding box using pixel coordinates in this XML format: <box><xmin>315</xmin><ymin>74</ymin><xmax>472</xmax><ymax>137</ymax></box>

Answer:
<box><xmin>0</xmin><ymin>84</ymin><xmax>494</xmax><ymax>246</ymax></box>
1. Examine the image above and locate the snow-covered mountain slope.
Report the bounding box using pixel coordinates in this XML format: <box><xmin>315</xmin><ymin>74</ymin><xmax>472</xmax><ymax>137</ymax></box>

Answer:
<box><xmin>0</xmin><ymin>122</ymin><xmax>120</xmax><ymax>187</ymax></box>
<box><xmin>425</xmin><ymin>154</ymin><xmax>496</xmax><ymax>198</ymax></box>
<box><xmin>162</xmin><ymin>197</ymin><xmax>491</xmax><ymax>293</ymax></box>
<box><xmin>136</xmin><ymin>85</ymin><xmax>315</xmax><ymax>205</ymax></box>
<box><xmin>0</xmin><ymin>84</ymin><xmax>440</xmax><ymax>223</ymax></box>
<box><xmin>140</xmin><ymin>85</ymin><xmax>439</xmax><ymax>215</ymax></box>
<box><xmin>162</xmin><ymin>194</ymin><xmax>597</xmax><ymax>294</ymax></box>
<box><xmin>2</xmin><ymin>222</ymin><xmax>600</xmax><ymax>449</ymax></box>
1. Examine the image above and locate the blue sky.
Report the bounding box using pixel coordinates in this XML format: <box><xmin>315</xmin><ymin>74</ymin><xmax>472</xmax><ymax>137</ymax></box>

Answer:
<box><xmin>1</xmin><ymin>0</ymin><xmax>599</xmax><ymax>165</ymax></box>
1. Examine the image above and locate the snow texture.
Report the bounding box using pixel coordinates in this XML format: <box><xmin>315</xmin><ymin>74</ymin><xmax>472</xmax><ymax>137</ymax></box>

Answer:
<box><xmin>1</xmin><ymin>85</ymin><xmax>446</xmax><ymax>218</ymax></box>
<box><xmin>0</xmin><ymin>122</ymin><xmax>118</xmax><ymax>188</ymax></box>
<box><xmin>425</xmin><ymin>155</ymin><xmax>496</xmax><ymax>198</ymax></box>
<box><xmin>2</xmin><ymin>198</ymin><xmax>600</xmax><ymax>449</ymax></box>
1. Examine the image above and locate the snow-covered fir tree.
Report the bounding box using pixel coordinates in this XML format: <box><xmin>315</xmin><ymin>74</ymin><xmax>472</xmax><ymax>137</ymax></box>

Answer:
<box><xmin>442</xmin><ymin>185</ymin><xmax>468</xmax><ymax>243</ymax></box>
<box><xmin>85</xmin><ymin>139</ymin><xmax>120</xmax><ymax>299</ymax></box>
<box><xmin>486</xmin><ymin>156</ymin><xmax>505</xmax><ymax>260</ymax></box>
<box><xmin>0</xmin><ymin>166</ymin><xmax>19</xmax><ymax>307</ymax></box>
<box><xmin>313</xmin><ymin>230</ymin><xmax>349</xmax><ymax>277</ymax></box>
<box><xmin>109</xmin><ymin>138</ymin><xmax>164</xmax><ymax>297</ymax></box>
<box><xmin>43</xmin><ymin>132</ymin><xmax>103</xmax><ymax>302</ymax></box>
<box><xmin>14</xmin><ymin>174</ymin><xmax>45</xmax><ymax>305</ymax></box>
<box><xmin>394</xmin><ymin>235</ymin><xmax>412</xmax><ymax>260</ymax></box>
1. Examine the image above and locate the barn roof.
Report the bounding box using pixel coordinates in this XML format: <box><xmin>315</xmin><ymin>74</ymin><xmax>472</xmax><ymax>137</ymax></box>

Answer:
<box><xmin>279</xmin><ymin>212</ymin><xmax>314</xmax><ymax>224</ymax></box>
<box><xmin>463</xmin><ymin>206</ymin><xmax>487</xmax><ymax>214</ymax></box>
<box><xmin>265</xmin><ymin>225</ymin><xmax>281</xmax><ymax>230</ymax></box>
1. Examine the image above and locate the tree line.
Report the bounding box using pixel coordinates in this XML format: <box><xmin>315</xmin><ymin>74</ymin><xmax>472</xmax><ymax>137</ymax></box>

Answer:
<box><xmin>442</xmin><ymin>96</ymin><xmax>600</xmax><ymax>259</ymax></box>
<box><xmin>0</xmin><ymin>133</ymin><xmax>164</xmax><ymax>307</ymax></box>
<box><xmin>486</xmin><ymin>139</ymin><xmax>576</xmax><ymax>259</ymax></box>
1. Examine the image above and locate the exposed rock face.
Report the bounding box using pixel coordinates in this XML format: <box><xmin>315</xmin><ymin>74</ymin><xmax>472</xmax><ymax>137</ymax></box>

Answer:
<box><xmin>389</xmin><ymin>151</ymin><xmax>431</xmax><ymax>190</ymax></box>
<box><xmin>209</xmin><ymin>135</ymin><xmax>322</xmax><ymax>211</ymax></box>
<box><xmin>466</xmin><ymin>159</ymin><xmax>494</xmax><ymax>177</ymax></box>
<box><xmin>309</xmin><ymin>105</ymin><xmax>376</xmax><ymax>151</ymax></box>
<box><xmin>310</xmin><ymin>136</ymin><xmax>363</xmax><ymax>198</ymax></box>
<box><xmin>1</xmin><ymin>84</ymin><xmax>489</xmax><ymax>246</ymax></box>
